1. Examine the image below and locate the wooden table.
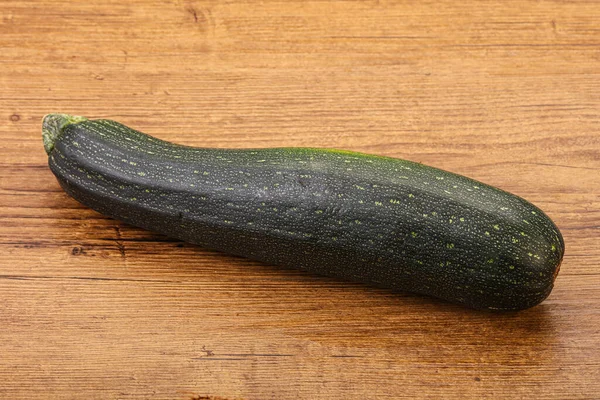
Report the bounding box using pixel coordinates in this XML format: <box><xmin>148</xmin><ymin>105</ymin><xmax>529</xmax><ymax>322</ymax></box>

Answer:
<box><xmin>1</xmin><ymin>1</ymin><xmax>598</xmax><ymax>399</ymax></box>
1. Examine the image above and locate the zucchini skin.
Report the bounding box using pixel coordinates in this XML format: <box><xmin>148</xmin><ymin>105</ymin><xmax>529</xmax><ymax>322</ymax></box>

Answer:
<box><xmin>43</xmin><ymin>114</ymin><xmax>564</xmax><ymax>311</ymax></box>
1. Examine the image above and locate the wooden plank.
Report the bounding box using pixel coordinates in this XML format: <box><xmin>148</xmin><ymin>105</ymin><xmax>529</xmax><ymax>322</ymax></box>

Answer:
<box><xmin>0</xmin><ymin>1</ymin><xmax>598</xmax><ymax>399</ymax></box>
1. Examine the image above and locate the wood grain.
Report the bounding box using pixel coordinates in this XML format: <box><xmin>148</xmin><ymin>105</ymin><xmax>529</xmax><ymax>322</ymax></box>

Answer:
<box><xmin>1</xmin><ymin>1</ymin><xmax>599</xmax><ymax>399</ymax></box>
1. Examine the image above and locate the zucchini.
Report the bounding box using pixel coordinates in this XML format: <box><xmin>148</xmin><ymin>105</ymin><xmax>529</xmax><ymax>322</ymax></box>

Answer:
<box><xmin>42</xmin><ymin>113</ymin><xmax>564</xmax><ymax>310</ymax></box>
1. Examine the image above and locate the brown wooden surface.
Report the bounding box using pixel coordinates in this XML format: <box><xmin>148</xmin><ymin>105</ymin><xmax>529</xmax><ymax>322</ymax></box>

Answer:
<box><xmin>1</xmin><ymin>1</ymin><xmax>599</xmax><ymax>399</ymax></box>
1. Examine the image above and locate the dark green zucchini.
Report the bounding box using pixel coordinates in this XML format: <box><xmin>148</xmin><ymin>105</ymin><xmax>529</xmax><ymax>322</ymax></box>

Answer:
<box><xmin>42</xmin><ymin>113</ymin><xmax>564</xmax><ymax>310</ymax></box>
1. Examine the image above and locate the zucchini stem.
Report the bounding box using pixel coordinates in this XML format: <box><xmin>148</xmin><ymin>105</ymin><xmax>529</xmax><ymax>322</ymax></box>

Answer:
<box><xmin>42</xmin><ymin>113</ymin><xmax>87</xmax><ymax>155</ymax></box>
